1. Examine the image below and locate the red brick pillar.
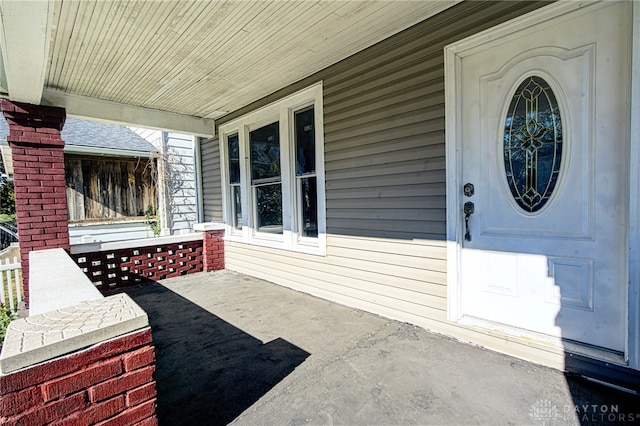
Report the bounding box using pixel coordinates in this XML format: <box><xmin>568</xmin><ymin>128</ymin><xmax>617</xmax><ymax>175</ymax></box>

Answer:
<box><xmin>1</xmin><ymin>100</ymin><xmax>69</xmax><ymax>304</ymax></box>
<box><xmin>194</xmin><ymin>223</ymin><xmax>225</xmax><ymax>272</ymax></box>
<box><xmin>0</xmin><ymin>328</ymin><xmax>157</xmax><ymax>425</ymax></box>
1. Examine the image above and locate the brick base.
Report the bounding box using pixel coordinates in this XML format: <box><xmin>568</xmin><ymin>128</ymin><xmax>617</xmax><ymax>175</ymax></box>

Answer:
<box><xmin>0</xmin><ymin>329</ymin><xmax>157</xmax><ymax>425</ymax></box>
<box><xmin>200</xmin><ymin>229</ymin><xmax>225</xmax><ymax>272</ymax></box>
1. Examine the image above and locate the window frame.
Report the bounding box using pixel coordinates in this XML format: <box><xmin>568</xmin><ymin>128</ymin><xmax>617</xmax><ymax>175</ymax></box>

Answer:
<box><xmin>293</xmin><ymin>106</ymin><xmax>319</xmax><ymax>244</ymax></box>
<box><xmin>226</xmin><ymin>133</ymin><xmax>243</xmax><ymax>232</ymax></box>
<box><xmin>219</xmin><ymin>83</ymin><xmax>326</xmax><ymax>255</ymax></box>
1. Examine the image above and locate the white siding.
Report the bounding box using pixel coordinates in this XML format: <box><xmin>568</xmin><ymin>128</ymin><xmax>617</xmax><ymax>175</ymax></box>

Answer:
<box><xmin>133</xmin><ymin>128</ymin><xmax>199</xmax><ymax>234</ymax></box>
<box><xmin>69</xmin><ymin>221</ymin><xmax>151</xmax><ymax>244</ymax></box>
<box><xmin>164</xmin><ymin>132</ymin><xmax>197</xmax><ymax>233</ymax></box>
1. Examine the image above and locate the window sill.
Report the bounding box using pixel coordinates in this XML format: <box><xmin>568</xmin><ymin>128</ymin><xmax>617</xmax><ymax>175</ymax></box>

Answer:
<box><xmin>68</xmin><ymin>217</ymin><xmax>149</xmax><ymax>227</ymax></box>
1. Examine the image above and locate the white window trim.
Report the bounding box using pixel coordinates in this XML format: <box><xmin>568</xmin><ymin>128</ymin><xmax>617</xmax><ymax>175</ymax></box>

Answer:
<box><xmin>219</xmin><ymin>82</ymin><xmax>327</xmax><ymax>256</ymax></box>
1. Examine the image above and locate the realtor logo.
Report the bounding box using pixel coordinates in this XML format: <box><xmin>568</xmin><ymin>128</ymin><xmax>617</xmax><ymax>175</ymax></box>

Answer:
<box><xmin>529</xmin><ymin>400</ymin><xmax>640</xmax><ymax>425</ymax></box>
<box><xmin>529</xmin><ymin>400</ymin><xmax>561</xmax><ymax>425</ymax></box>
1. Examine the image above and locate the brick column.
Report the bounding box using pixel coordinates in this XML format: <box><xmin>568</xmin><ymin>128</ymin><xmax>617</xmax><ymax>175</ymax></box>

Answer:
<box><xmin>0</xmin><ymin>328</ymin><xmax>156</xmax><ymax>425</ymax></box>
<box><xmin>194</xmin><ymin>223</ymin><xmax>225</xmax><ymax>272</ymax></box>
<box><xmin>1</xmin><ymin>100</ymin><xmax>69</xmax><ymax>304</ymax></box>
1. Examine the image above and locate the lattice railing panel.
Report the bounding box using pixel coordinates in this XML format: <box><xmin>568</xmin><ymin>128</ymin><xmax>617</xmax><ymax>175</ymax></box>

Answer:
<box><xmin>72</xmin><ymin>240</ymin><xmax>204</xmax><ymax>290</ymax></box>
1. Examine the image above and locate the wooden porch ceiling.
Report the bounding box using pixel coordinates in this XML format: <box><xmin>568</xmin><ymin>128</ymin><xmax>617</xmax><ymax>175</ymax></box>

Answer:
<box><xmin>0</xmin><ymin>0</ymin><xmax>457</xmax><ymax>136</ymax></box>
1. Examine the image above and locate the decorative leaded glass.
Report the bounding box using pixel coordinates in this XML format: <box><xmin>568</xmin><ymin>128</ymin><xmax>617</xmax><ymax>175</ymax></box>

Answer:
<box><xmin>504</xmin><ymin>76</ymin><xmax>563</xmax><ymax>212</ymax></box>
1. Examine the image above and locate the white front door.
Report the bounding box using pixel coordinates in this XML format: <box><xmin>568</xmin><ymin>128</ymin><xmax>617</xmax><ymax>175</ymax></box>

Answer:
<box><xmin>454</xmin><ymin>2</ymin><xmax>631</xmax><ymax>352</ymax></box>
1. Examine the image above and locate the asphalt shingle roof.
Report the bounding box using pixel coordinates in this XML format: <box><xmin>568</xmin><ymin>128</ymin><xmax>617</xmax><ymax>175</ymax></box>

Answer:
<box><xmin>0</xmin><ymin>116</ymin><xmax>154</xmax><ymax>152</ymax></box>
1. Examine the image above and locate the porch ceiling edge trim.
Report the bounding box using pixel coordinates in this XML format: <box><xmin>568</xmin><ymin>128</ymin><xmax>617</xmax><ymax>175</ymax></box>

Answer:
<box><xmin>41</xmin><ymin>89</ymin><xmax>215</xmax><ymax>137</ymax></box>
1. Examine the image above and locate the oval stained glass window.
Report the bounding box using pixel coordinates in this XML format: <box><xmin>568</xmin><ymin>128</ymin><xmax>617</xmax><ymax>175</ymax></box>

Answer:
<box><xmin>504</xmin><ymin>76</ymin><xmax>563</xmax><ymax>213</ymax></box>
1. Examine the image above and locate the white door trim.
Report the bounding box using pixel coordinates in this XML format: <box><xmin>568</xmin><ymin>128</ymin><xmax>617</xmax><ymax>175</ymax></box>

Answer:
<box><xmin>627</xmin><ymin>0</ymin><xmax>640</xmax><ymax>370</ymax></box>
<box><xmin>444</xmin><ymin>0</ymin><xmax>638</xmax><ymax>367</ymax></box>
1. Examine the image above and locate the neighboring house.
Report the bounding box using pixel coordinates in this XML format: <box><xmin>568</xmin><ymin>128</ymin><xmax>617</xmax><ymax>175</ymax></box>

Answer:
<box><xmin>130</xmin><ymin>128</ymin><xmax>201</xmax><ymax>235</ymax></box>
<box><xmin>0</xmin><ymin>0</ymin><xmax>638</xmax><ymax>386</ymax></box>
<box><xmin>0</xmin><ymin>117</ymin><xmax>199</xmax><ymax>243</ymax></box>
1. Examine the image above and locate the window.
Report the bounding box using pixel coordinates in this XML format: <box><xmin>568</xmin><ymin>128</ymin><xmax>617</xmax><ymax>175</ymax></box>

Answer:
<box><xmin>294</xmin><ymin>107</ymin><xmax>318</xmax><ymax>238</ymax></box>
<box><xmin>220</xmin><ymin>83</ymin><xmax>325</xmax><ymax>254</ymax></box>
<box><xmin>227</xmin><ymin>134</ymin><xmax>242</xmax><ymax>230</ymax></box>
<box><xmin>250</xmin><ymin>122</ymin><xmax>282</xmax><ymax>234</ymax></box>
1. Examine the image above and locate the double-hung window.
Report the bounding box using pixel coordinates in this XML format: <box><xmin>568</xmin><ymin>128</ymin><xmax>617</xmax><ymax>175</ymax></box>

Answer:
<box><xmin>250</xmin><ymin>122</ymin><xmax>282</xmax><ymax>234</ymax></box>
<box><xmin>228</xmin><ymin>134</ymin><xmax>242</xmax><ymax>230</ymax></box>
<box><xmin>220</xmin><ymin>83</ymin><xmax>325</xmax><ymax>254</ymax></box>
<box><xmin>294</xmin><ymin>107</ymin><xmax>318</xmax><ymax>239</ymax></box>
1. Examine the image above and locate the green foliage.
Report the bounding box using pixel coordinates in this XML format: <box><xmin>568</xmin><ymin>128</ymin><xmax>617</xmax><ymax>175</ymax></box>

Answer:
<box><xmin>0</xmin><ymin>180</ymin><xmax>15</xmax><ymax>215</ymax></box>
<box><xmin>0</xmin><ymin>303</ymin><xmax>16</xmax><ymax>351</ymax></box>
<box><xmin>0</xmin><ymin>213</ymin><xmax>15</xmax><ymax>222</ymax></box>
<box><xmin>145</xmin><ymin>205</ymin><xmax>161</xmax><ymax>237</ymax></box>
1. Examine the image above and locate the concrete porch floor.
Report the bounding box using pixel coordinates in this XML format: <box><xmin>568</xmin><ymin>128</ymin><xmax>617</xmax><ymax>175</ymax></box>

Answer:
<box><xmin>116</xmin><ymin>270</ymin><xmax>640</xmax><ymax>425</ymax></box>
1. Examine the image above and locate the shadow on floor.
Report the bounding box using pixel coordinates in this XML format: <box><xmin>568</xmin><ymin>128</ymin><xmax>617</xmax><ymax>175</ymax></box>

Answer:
<box><xmin>113</xmin><ymin>281</ymin><xmax>310</xmax><ymax>426</ymax></box>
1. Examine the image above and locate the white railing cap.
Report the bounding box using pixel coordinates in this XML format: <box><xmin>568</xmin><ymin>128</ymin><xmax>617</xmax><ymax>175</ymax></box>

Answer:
<box><xmin>70</xmin><ymin>232</ymin><xmax>204</xmax><ymax>255</ymax></box>
<box><xmin>29</xmin><ymin>248</ymin><xmax>103</xmax><ymax>316</ymax></box>
<box><xmin>193</xmin><ymin>222</ymin><xmax>226</xmax><ymax>232</ymax></box>
<box><xmin>0</xmin><ymin>294</ymin><xmax>148</xmax><ymax>374</ymax></box>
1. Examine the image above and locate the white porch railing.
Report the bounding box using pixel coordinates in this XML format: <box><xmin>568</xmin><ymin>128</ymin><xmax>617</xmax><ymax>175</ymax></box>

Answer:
<box><xmin>0</xmin><ymin>257</ymin><xmax>22</xmax><ymax>312</ymax></box>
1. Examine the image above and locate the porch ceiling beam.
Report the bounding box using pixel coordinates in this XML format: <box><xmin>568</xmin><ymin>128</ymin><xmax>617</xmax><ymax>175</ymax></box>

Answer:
<box><xmin>42</xmin><ymin>89</ymin><xmax>215</xmax><ymax>137</ymax></box>
<box><xmin>0</xmin><ymin>0</ymin><xmax>52</xmax><ymax>104</ymax></box>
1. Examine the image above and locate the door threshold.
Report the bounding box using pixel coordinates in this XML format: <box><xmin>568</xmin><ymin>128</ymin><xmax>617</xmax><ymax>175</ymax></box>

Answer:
<box><xmin>458</xmin><ymin>316</ymin><xmax>625</xmax><ymax>365</ymax></box>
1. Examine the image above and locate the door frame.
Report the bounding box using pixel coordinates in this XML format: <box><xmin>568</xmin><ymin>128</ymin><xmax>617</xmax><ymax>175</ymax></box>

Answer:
<box><xmin>444</xmin><ymin>1</ymin><xmax>640</xmax><ymax>369</ymax></box>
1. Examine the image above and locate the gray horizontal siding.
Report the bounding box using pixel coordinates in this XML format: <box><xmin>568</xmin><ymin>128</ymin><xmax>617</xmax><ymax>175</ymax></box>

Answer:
<box><xmin>319</xmin><ymin>1</ymin><xmax>548</xmax><ymax>239</ymax></box>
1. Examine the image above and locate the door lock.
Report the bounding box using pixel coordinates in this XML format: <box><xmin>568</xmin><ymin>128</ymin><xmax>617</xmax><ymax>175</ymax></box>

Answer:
<box><xmin>463</xmin><ymin>183</ymin><xmax>474</xmax><ymax>197</ymax></box>
<box><xmin>464</xmin><ymin>201</ymin><xmax>474</xmax><ymax>241</ymax></box>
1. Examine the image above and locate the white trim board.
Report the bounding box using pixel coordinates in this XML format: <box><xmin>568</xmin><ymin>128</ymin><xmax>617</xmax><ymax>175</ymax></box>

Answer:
<box><xmin>218</xmin><ymin>82</ymin><xmax>327</xmax><ymax>257</ymax></box>
<box><xmin>0</xmin><ymin>0</ymin><xmax>53</xmax><ymax>104</ymax></box>
<box><xmin>42</xmin><ymin>89</ymin><xmax>215</xmax><ymax>137</ymax></box>
<box><xmin>627</xmin><ymin>0</ymin><xmax>640</xmax><ymax>370</ymax></box>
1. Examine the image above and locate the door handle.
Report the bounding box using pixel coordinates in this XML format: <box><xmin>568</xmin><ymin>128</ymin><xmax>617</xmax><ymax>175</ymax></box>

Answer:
<box><xmin>464</xmin><ymin>202</ymin><xmax>474</xmax><ymax>241</ymax></box>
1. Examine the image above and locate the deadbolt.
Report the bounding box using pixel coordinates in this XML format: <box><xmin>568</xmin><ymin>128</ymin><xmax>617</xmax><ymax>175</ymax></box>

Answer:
<box><xmin>463</xmin><ymin>183</ymin><xmax>474</xmax><ymax>197</ymax></box>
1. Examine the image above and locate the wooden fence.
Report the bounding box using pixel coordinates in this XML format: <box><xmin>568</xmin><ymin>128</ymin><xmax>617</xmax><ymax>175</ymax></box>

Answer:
<box><xmin>0</xmin><ymin>257</ymin><xmax>22</xmax><ymax>312</ymax></box>
<box><xmin>65</xmin><ymin>155</ymin><xmax>157</xmax><ymax>222</ymax></box>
